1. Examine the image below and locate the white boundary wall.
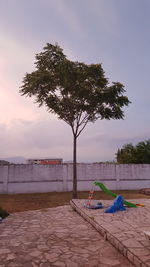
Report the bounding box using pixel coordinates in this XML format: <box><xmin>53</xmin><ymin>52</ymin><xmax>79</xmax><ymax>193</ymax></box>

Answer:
<box><xmin>0</xmin><ymin>163</ymin><xmax>150</xmax><ymax>194</ymax></box>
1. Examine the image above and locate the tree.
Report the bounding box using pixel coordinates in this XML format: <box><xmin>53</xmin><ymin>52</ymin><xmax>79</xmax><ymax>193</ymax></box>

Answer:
<box><xmin>116</xmin><ymin>140</ymin><xmax>150</xmax><ymax>164</ymax></box>
<box><xmin>116</xmin><ymin>144</ymin><xmax>137</xmax><ymax>163</ymax></box>
<box><xmin>20</xmin><ymin>43</ymin><xmax>130</xmax><ymax>198</ymax></box>
<box><xmin>136</xmin><ymin>140</ymin><xmax>150</xmax><ymax>163</ymax></box>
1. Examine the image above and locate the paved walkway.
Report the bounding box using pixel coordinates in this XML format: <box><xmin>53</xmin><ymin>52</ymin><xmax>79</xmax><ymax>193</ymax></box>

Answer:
<box><xmin>0</xmin><ymin>205</ymin><xmax>133</xmax><ymax>267</ymax></box>
<box><xmin>70</xmin><ymin>199</ymin><xmax>150</xmax><ymax>267</ymax></box>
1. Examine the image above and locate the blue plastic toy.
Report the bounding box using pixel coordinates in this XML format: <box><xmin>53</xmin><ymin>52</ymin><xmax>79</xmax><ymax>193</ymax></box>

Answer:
<box><xmin>105</xmin><ymin>195</ymin><xmax>126</xmax><ymax>213</ymax></box>
<box><xmin>85</xmin><ymin>202</ymin><xmax>103</xmax><ymax>209</ymax></box>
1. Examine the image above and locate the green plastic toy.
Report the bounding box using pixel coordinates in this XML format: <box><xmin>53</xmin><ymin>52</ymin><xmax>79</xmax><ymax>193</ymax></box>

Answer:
<box><xmin>94</xmin><ymin>181</ymin><xmax>137</xmax><ymax>208</ymax></box>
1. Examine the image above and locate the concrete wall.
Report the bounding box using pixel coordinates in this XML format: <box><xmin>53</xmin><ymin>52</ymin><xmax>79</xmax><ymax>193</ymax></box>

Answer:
<box><xmin>0</xmin><ymin>163</ymin><xmax>150</xmax><ymax>194</ymax></box>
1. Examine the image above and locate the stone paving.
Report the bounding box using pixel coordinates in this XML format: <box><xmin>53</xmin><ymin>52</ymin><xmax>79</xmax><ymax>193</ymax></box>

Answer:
<box><xmin>0</xmin><ymin>205</ymin><xmax>134</xmax><ymax>267</ymax></box>
<box><xmin>70</xmin><ymin>199</ymin><xmax>150</xmax><ymax>267</ymax></box>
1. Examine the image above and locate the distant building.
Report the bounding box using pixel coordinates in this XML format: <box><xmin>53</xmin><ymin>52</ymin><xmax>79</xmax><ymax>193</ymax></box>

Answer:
<box><xmin>0</xmin><ymin>160</ymin><xmax>10</xmax><ymax>165</ymax></box>
<box><xmin>27</xmin><ymin>158</ymin><xmax>63</xmax><ymax>165</ymax></box>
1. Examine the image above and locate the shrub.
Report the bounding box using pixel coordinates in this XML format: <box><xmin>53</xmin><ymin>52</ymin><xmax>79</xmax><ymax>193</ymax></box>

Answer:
<box><xmin>0</xmin><ymin>207</ymin><xmax>9</xmax><ymax>219</ymax></box>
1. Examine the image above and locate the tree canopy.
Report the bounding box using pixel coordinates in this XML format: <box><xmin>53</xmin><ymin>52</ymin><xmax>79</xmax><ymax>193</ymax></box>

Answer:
<box><xmin>20</xmin><ymin>43</ymin><xmax>130</xmax><ymax>197</ymax></box>
<box><xmin>20</xmin><ymin>43</ymin><xmax>130</xmax><ymax>136</ymax></box>
<box><xmin>116</xmin><ymin>140</ymin><xmax>150</xmax><ymax>164</ymax></box>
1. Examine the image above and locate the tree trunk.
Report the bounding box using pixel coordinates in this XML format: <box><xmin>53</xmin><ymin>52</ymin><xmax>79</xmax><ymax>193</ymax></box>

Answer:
<box><xmin>72</xmin><ymin>134</ymin><xmax>77</xmax><ymax>198</ymax></box>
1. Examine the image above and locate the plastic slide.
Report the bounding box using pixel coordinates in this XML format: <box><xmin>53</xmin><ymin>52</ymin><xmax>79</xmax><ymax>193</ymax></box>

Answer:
<box><xmin>94</xmin><ymin>181</ymin><xmax>137</xmax><ymax>208</ymax></box>
<box><xmin>105</xmin><ymin>195</ymin><xmax>126</xmax><ymax>213</ymax></box>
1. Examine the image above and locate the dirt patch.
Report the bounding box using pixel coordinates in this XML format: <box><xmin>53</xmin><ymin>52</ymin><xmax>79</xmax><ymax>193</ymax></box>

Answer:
<box><xmin>0</xmin><ymin>190</ymin><xmax>149</xmax><ymax>214</ymax></box>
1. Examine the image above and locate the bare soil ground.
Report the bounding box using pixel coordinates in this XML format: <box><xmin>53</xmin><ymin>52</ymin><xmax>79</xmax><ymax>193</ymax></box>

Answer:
<box><xmin>0</xmin><ymin>190</ymin><xmax>150</xmax><ymax>214</ymax></box>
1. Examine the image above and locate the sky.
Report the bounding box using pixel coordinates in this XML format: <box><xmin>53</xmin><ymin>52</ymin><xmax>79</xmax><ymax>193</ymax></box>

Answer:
<box><xmin>0</xmin><ymin>0</ymin><xmax>150</xmax><ymax>163</ymax></box>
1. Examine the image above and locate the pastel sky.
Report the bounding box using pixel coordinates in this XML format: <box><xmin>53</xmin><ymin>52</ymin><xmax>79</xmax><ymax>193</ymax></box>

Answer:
<box><xmin>0</xmin><ymin>0</ymin><xmax>150</xmax><ymax>162</ymax></box>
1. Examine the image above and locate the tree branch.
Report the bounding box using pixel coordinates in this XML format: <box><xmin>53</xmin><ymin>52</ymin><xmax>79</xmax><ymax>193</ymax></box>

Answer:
<box><xmin>78</xmin><ymin>113</ymin><xmax>89</xmax><ymax>127</ymax></box>
<box><xmin>76</xmin><ymin>118</ymin><xmax>89</xmax><ymax>138</ymax></box>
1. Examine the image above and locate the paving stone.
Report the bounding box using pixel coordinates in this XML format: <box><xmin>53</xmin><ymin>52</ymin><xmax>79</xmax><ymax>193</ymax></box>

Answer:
<box><xmin>118</xmin><ymin>241</ymin><xmax>124</xmax><ymax>253</ymax></box>
<box><xmin>71</xmin><ymin>199</ymin><xmax>150</xmax><ymax>267</ymax></box>
<box><xmin>29</xmin><ymin>251</ymin><xmax>42</xmax><ymax>257</ymax></box>
<box><xmin>7</xmin><ymin>264</ymin><xmax>20</xmax><ymax>267</ymax></box>
<box><xmin>37</xmin><ymin>245</ymin><xmax>49</xmax><ymax>251</ymax></box>
<box><xmin>99</xmin><ymin>257</ymin><xmax>121</xmax><ymax>266</ymax></box>
<box><xmin>6</xmin><ymin>253</ymin><xmax>16</xmax><ymax>260</ymax></box>
<box><xmin>53</xmin><ymin>261</ymin><xmax>66</xmax><ymax>266</ymax></box>
<box><xmin>0</xmin><ymin>248</ymin><xmax>11</xmax><ymax>254</ymax></box>
<box><xmin>0</xmin><ymin>205</ymin><xmax>134</xmax><ymax>266</ymax></box>
<box><xmin>134</xmin><ymin>256</ymin><xmax>142</xmax><ymax>267</ymax></box>
<box><xmin>130</xmin><ymin>247</ymin><xmax>150</xmax><ymax>256</ymax></box>
<box><xmin>23</xmin><ymin>263</ymin><xmax>34</xmax><ymax>267</ymax></box>
<box><xmin>122</xmin><ymin>238</ymin><xmax>143</xmax><ymax>248</ymax></box>
<box><xmin>44</xmin><ymin>253</ymin><xmax>58</xmax><ymax>262</ymax></box>
<box><xmin>66</xmin><ymin>260</ymin><xmax>78</xmax><ymax>267</ymax></box>
<box><xmin>141</xmin><ymin>255</ymin><xmax>150</xmax><ymax>263</ymax></box>
<box><xmin>40</xmin><ymin>263</ymin><xmax>51</xmax><ymax>267</ymax></box>
<box><xmin>87</xmin><ymin>259</ymin><xmax>100</xmax><ymax>267</ymax></box>
<box><xmin>70</xmin><ymin>247</ymin><xmax>88</xmax><ymax>253</ymax></box>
